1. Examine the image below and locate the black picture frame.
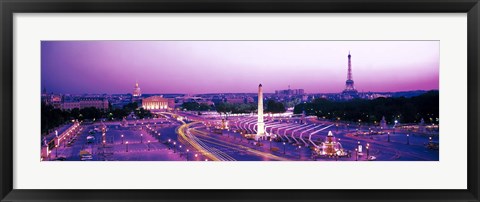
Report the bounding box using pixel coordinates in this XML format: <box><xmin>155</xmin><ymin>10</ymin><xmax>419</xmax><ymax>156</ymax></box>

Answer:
<box><xmin>1</xmin><ymin>0</ymin><xmax>479</xmax><ymax>201</ymax></box>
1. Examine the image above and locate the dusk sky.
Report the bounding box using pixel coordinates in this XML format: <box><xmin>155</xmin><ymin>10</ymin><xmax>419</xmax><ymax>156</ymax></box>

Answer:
<box><xmin>41</xmin><ymin>41</ymin><xmax>439</xmax><ymax>94</ymax></box>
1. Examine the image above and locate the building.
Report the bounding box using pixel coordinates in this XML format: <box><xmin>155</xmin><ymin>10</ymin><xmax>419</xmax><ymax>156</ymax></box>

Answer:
<box><xmin>58</xmin><ymin>97</ymin><xmax>109</xmax><ymax>110</ymax></box>
<box><xmin>61</xmin><ymin>101</ymin><xmax>81</xmax><ymax>110</ymax></box>
<box><xmin>245</xmin><ymin>96</ymin><xmax>255</xmax><ymax>103</ymax></box>
<box><xmin>79</xmin><ymin>98</ymin><xmax>109</xmax><ymax>110</ymax></box>
<box><xmin>133</xmin><ymin>81</ymin><xmax>142</xmax><ymax>97</ymax></box>
<box><xmin>142</xmin><ymin>96</ymin><xmax>174</xmax><ymax>110</ymax></box>
<box><xmin>275</xmin><ymin>86</ymin><xmax>305</xmax><ymax>96</ymax></box>
<box><xmin>341</xmin><ymin>52</ymin><xmax>359</xmax><ymax>99</ymax></box>
<box><xmin>225</xmin><ymin>98</ymin><xmax>245</xmax><ymax>104</ymax></box>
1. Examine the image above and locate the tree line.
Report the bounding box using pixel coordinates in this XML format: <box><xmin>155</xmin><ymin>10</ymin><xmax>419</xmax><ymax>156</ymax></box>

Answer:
<box><xmin>181</xmin><ymin>99</ymin><xmax>287</xmax><ymax>118</ymax></box>
<box><xmin>41</xmin><ymin>102</ymin><xmax>152</xmax><ymax>135</ymax></box>
<box><xmin>293</xmin><ymin>91</ymin><xmax>439</xmax><ymax>124</ymax></box>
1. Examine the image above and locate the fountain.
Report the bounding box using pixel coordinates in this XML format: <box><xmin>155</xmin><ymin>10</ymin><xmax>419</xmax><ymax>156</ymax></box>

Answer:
<box><xmin>317</xmin><ymin>131</ymin><xmax>348</xmax><ymax>157</ymax></box>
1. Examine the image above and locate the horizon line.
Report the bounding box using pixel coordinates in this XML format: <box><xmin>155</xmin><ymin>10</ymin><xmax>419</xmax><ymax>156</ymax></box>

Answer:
<box><xmin>44</xmin><ymin>89</ymin><xmax>439</xmax><ymax>95</ymax></box>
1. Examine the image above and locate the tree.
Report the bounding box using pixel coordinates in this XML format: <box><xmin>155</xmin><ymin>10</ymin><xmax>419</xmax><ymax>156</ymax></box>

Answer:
<box><xmin>181</xmin><ymin>102</ymin><xmax>213</xmax><ymax>111</ymax></box>
<box><xmin>265</xmin><ymin>99</ymin><xmax>286</xmax><ymax>113</ymax></box>
<box><xmin>293</xmin><ymin>91</ymin><xmax>439</xmax><ymax>124</ymax></box>
<box><xmin>215</xmin><ymin>102</ymin><xmax>257</xmax><ymax>118</ymax></box>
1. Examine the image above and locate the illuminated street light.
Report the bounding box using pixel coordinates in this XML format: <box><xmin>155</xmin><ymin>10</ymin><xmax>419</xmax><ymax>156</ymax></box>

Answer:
<box><xmin>394</xmin><ymin>120</ymin><xmax>398</xmax><ymax>134</ymax></box>
<box><xmin>387</xmin><ymin>132</ymin><xmax>390</xmax><ymax>142</ymax></box>
<box><xmin>121</xmin><ymin>134</ymin><xmax>124</xmax><ymax>144</ymax></box>
<box><xmin>126</xmin><ymin>141</ymin><xmax>129</xmax><ymax>152</ymax></box>
<box><xmin>298</xmin><ymin>145</ymin><xmax>302</xmax><ymax>159</ymax></box>
<box><xmin>283</xmin><ymin>142</ymin><xmax>286</xmax><ymax>155</ymax></box>
<box><xmin>269</xmin><ymin>139</ymin><xmax>272</xmax><ymax>150</ymax></box>
<box><xmin>407</xmin><ymin>134</ymin><xmax>410</xmax><ymax>145</ymax></box>
<box><xmin>140</xmin><ymin>134</ymin><xmax>143</xmax><ymax>143</ymax></box>
<box><xmin>147</xmin><ymin>140</ymin><xmax>151</xmax><ymax>151</ymax></box>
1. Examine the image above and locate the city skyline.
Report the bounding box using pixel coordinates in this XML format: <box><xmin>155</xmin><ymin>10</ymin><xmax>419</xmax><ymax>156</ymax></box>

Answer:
<box><xmin>41</xmin><ymin>41</ymin><xmax>439</xmax><ymax>94</ymax></box>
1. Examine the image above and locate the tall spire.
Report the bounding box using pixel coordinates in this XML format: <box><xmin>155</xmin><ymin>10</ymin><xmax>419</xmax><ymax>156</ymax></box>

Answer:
<box><xmin>256</xmin><ymin>83</ymin><xmax>266</xmax><ymax>140</ymax></box>
<box><xmin>342</xmin><ymin>51</ymin><xmax>358</xmax><ymax>99</ymax></box>
<box><xmin>347</xmin><ymin>51</ymin><xmax>352</xmax><ymax>81</ymax></box>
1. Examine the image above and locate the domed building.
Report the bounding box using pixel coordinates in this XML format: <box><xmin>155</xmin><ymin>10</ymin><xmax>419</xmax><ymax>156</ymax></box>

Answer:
<box><xmin>133</xmin><ymin>81</ymin><xmax>142</xmax><ymax>97</ymax></box>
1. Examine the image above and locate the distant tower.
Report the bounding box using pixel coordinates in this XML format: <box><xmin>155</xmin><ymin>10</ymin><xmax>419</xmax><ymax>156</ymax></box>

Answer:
<box><xmin>133</xmin><ymin>81</ymin><xmax>142</xmax><ymax>97</ymax></box>
<box><xmin>256</xmin><ymin>84</ymin><xmax>266</xmax><ymax>140</ymax></box>
<box><xmin>342</xmin><ymin>52</ymin><xmax>359</xmax><ymax>99</ymax></box>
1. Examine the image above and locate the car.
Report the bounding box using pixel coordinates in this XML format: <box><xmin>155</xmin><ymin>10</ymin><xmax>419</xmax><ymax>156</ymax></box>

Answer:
<box><xmin>86</xmin><ymin>135</ymin><xmax>95</xmax><ymax>143</ymax></box>
<box><xmin>368</xmin><ymin>156</ymin><xmax>377</xmax><ymax>161</ymax></box>
<box><xmin>80</xmin><ymin>154</ymin><xmax>93</xmax><ymax>161</ymax></box>
<box><xmin>54</xmin><ymin>157</ymin><xmax>67</xmax><ymax>161</ymax></box>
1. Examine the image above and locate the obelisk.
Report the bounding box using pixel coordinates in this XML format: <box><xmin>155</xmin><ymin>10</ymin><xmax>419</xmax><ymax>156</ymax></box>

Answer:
<box><xmin>256</xmin><ymin>84</ymin><xmax>266</xmax><ymax>140</ymax></box>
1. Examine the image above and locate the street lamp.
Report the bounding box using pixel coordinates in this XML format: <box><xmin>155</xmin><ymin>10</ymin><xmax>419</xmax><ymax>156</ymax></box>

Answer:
<box><xmin>140</xmin><ymin>134</ymin><xmax>143</xmax><ymax>143</ymax></box>
<box><xmin>173</xmin><ymin>142</ymin><xmax>176</xmax><ymax>153</ymax></box>
<box><xmin>298</xmin><ymin>145</ymin><xmax>302</xmax><ymax>159</ymax></box>
<box><xmin>355</xmin><ymin>148</ymin><xmax>358</xmax><ymax>161</ymax></box>
<box><xmin>186</xmin><ymin>149</ymin><xmax>189</xmax><ymax>161</ymax></box>
<box><xmin>283</xmin><ymin>142</ymin><xmax>286</xmax><ymax>155</ymax></box>
<box><xmin>168</xmin><ymin>139</ymin><xmax>171</xmax><ymax>150</ymax></box>
<box><xmin>126</xmin><ymin>141</ymin><xmax>129</xmax><ymax>152</ymax></box>
<box><xmin>269</xmin><ymin>139</ymin><xmax>272</xmax><ymax>150</ymax></box>
<box><xmin>366</xmin><ymin>143</ymin><xmax>370</xmax><ymax>159</ymax></box>
<box><xmin>121</xmin><ymin>134</ymin><xmax>124</xmax><ymax>144</ymax></box>
<box><xmin>407</xmin><ymin>134</ymin><xmax>410</xmax><ymax>145</ymax></box>
<box><xmin>394</xmin><ymin>120</ymin><xmax>398</xmax><ymax>134</ymax></box>
<box><xmin>387</xmin><ymin>132</ymin><xmax>390</xmax><ymax>142</ymax></box>
<box><xmin>147</xmin><ymin>140</ymin><xmax>151</xmax><ymax>151</ymax></box>
<box><xmin>55</xmin><ymin>145</ymin><xmax>58</xmax><ymax>157</ymax></box>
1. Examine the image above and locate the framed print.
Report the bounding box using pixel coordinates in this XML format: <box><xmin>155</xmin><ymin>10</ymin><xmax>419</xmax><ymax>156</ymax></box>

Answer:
<box><xmin>1</xmin><ymin>0</ymin><xmax>479</xmax><ymax>201</ymax></box>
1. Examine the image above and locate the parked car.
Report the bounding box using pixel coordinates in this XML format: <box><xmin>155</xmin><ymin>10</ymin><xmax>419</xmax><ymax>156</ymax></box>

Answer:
<box><xmin>79</xmin><ymin>150</ymin><xmax>92</xmax><ymax>161</ymax></box>
<box><xmin>54</xmin><ymin>157</ymin><xmax>67</xmax><ymax>161</ymax></box>
<box><xmin>86</xmin><ymin>135</ymin><xmax>95</xmax><ymax>144</ymax></box>
<box><xmin>80</xmin><ymin>154</ymin><xmax>93</xmax><ymax>161</ymax></box>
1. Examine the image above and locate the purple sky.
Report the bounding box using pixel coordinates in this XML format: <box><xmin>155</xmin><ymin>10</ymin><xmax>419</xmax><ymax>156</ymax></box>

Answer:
<box><xmin>41</xmin><ymin>41</ymin><xmax>439</xmax><ymax>94</ymax></box>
